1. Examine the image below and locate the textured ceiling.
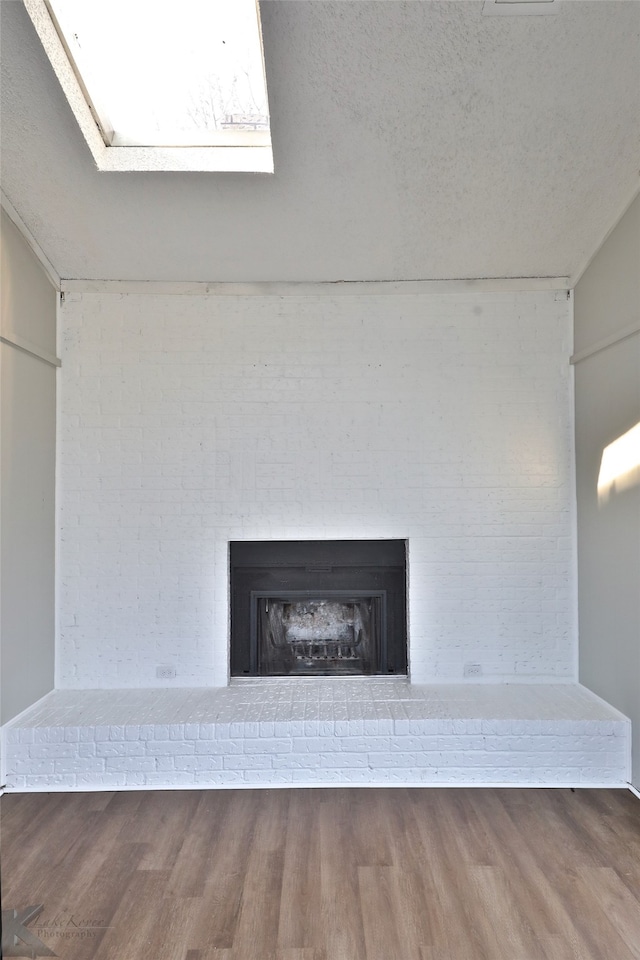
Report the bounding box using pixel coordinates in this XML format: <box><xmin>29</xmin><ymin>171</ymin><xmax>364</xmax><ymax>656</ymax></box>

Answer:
<box><xmin>1</xmin><ymin>0</ymin><xmax>639</xmax><ymax>283</ymax></box>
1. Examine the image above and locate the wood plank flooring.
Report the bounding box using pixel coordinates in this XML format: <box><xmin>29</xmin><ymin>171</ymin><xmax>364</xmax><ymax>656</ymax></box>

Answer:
<box><xmin>1</xmin><ymin>788</ymin><xmax>639</xmax><ymax>960</ymax></box>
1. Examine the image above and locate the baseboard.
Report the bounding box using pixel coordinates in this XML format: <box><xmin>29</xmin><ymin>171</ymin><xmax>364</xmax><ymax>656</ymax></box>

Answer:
<box><xmin>628</xmin><ymin>784</ymin><xmax>640</xmax><ymax>801</ymax></box>
<box><xmin>1</xmin><ymin>780</ymin><xmax>629</xmax><ymax>795</ymax></box>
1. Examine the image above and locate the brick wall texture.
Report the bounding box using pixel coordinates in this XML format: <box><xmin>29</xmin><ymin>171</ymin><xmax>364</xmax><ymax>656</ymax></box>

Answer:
<box><xmin>58</xmin><ymin>289</ymin><xmax>575</xmax><ymax>688</ymax></box>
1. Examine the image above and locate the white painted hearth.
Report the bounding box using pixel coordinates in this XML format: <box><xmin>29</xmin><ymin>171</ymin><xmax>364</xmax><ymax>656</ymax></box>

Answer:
<box><xmin>3</xmin><ymin>682</ymin><xmax>630</xmax><ymax>791</ymax></box>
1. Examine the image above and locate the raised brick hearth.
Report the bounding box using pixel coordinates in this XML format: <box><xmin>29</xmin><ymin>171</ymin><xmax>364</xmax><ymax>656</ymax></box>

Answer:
<box><xmin>2</xmin><ymin>681</ymin><xmax>630</xmax><ymax>791</ymax></box>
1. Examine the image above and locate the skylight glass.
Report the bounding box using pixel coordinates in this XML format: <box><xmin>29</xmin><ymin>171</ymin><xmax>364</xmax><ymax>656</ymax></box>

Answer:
<box><xmin>46</xmin><ymin>0</ymin><xmax>270</xmax><ymax>149</ymax></box>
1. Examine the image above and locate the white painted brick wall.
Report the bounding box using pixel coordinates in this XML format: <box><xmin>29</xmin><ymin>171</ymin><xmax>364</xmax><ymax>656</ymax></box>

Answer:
<box><xmin>58</xmin><ymin>290</ymin><xmax>574</xmax><ymax>687</ymax></box>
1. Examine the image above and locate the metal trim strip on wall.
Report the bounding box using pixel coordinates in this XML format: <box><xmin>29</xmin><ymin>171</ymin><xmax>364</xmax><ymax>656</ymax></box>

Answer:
<box><xmin>0</xmin><ymin>334</ymin><xmax>61</xmax><ymax>368</ymax></box>
<box><xmin>570</xmin><ymin>322</ymin><xmax>640</xmax><ymax>365</ymax></box>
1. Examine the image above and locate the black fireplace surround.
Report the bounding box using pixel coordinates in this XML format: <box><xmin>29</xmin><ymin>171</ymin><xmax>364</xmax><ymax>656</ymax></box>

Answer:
<box><xmin>230</xmin><ymin>540</ymin><xmax>407</xmax><ymax>677</ymax></box>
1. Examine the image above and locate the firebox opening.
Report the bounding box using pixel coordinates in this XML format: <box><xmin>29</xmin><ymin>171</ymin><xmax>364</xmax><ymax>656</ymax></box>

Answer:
<box><xmin>253</xmin><ymin>591</ymin><xmax>386</xmax><ymax>677</ymax></box>
<box><xmin>230</xmin><ymin>540</ymin><xmax>407</xmax><ymax>678</ymax></box>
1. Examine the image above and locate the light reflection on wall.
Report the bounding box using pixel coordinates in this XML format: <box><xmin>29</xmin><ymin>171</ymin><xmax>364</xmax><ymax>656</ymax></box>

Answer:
<box><xmin>597</xmin><ymin>422</ymin><xmax>640</xmax><ymax>504</ymax></box>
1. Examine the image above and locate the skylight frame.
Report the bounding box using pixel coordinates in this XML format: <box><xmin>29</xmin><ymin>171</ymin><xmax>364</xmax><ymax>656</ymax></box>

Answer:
<box><xmin>24</xmin><ymin>0</ymin><xmax>274</xmax><ymax>173</ymax></box>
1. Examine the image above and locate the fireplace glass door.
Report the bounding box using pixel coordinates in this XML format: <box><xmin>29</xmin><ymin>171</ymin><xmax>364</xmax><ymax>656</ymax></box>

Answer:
<box><xmin>253</xmin><ymin>591</ymin><xmax>385</xmax><ymax>676</ymax></box>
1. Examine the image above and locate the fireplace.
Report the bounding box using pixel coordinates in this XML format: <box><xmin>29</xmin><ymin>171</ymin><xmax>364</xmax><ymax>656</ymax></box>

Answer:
<box><xmin>255</xmin><ymin>592</ymin><xmax>384</xmax><ymax>676</ymax></box>
<box><xmin>230</xmin><ymin>540</ymin><xmax>407</xmax><ymax>677</ymax></box>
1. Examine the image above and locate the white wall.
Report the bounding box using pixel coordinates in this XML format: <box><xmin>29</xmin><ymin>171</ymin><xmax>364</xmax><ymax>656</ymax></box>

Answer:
<box><xmin>0</xmin><ymin>208</ymin><xmax>57</xmax><ymax>725</ymax></box>
<box><xmin>58</xmin><ymin>287</ymin><xmax>575</xmax><ymax>689</ymax></box>
<box><xmin>575</xmin><ymin>194</ymin><xmax>640</xmax><ymax>788</ymax></box>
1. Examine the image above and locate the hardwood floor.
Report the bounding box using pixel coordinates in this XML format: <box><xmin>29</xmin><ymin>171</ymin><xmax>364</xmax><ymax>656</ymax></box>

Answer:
<box><xmin>1</xmin><ymin>788</ymin><xmax>639</xmax><ymax>960</ymax></box>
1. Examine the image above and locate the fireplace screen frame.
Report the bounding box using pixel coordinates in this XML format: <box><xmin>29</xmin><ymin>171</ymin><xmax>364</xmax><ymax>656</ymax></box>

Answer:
<box><xmin>230</xmin><ymin>539</ymin><xmax>407</xmax><ymax>678</ymax></box>
<box><xmin>251</xmin><ymin>589</ymin><xmax>387</xmax><ymax>677</ymax></box>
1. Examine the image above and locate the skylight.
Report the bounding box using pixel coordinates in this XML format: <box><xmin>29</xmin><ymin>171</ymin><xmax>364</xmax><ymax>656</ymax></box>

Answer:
<box><xmin>25</xmin><ymin>0</ymin><xmax>273</xmax><ymax>172</ymax></box>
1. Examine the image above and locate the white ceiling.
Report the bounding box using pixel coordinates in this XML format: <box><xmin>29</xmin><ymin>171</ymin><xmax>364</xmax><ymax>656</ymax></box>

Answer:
<box><xmin>1</xmin><ymin>0</ymin><xmax>639</xmax><ymax>284</ymax></box>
